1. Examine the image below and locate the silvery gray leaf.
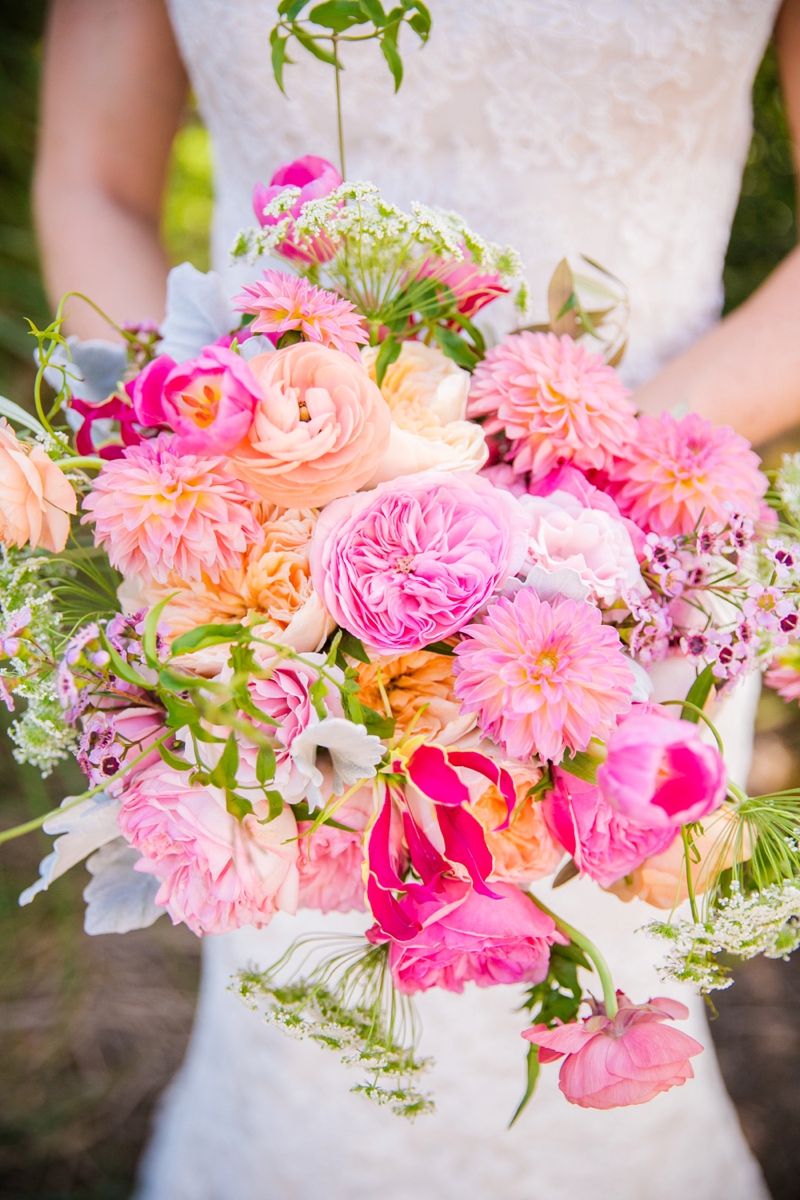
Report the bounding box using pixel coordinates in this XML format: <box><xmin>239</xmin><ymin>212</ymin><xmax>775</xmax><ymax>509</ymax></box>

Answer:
<box><xmin>522</xmin><ymin>564</ymin><xmax>590</xmax><ymax>603</ymax></box>
<box><xmin>159</xmin><ymin>263</ymin><xmax>232</xmax><ymax>362</ymax></box>
<box><xmin>19</xmin><ymin>792</ymin><xmax>121</xmax><ymax>907</ymax></box>
<box><xmin>39</xmin><ymin>337</ymin><xmax>126</xmax><ymax>404</ymax></box>
<box><xmin>240</xmin><ymin>334</ymin><xmax>275</xmax><ymax>361</ymax></box>
<box><xmin>83</xmin><ymin>838</ymin><xmax>163</xmax><ymax>935</ymax></box>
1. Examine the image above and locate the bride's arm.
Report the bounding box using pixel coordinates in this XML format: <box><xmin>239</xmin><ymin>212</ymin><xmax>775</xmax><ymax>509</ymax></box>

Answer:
<box><xmin>34</xmin><ymin>0</ymin><xmax>188</xmax><ymax>339</ymax></box>
<box><xmin>633</xmin><ymin>0</ymin><xmax>800</xmax><ymax>445</ymax></box>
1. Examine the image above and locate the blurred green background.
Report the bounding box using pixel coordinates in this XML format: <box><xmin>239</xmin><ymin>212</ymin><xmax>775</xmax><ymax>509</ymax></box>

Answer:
<box><xmin>1</xmin><ymin>5</ymin><xmax>800</xmax><ymax>1199</ymax></box>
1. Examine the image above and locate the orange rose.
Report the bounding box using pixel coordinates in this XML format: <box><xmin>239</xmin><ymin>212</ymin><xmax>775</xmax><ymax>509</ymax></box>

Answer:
<box><xmin>0</xmin><ymin>419</ymin><xmax>76</xmax><ymax>552</ymax></box>
<box><xmin>356</xmin><ymin>650</ymin><xmax>474</xmax><ymax>741</ymax></box>
<box><xmin>470</xmin><ymin>766</ymin><xmax>562</xmax><ymax>884</ymax></box>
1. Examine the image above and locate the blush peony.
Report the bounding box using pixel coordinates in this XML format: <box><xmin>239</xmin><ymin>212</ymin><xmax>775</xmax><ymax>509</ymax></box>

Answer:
<box><xmin>609</xmin><ymin>412</ymin><xmax>766</xmax><ymax>536</ymax></box>
<box><xmin>468</xmin><ymin>332</ymin><xmax>637</xmax><ymax>480</ymax></box>
<box><xmin>453</xmin><ymin>589</ymin><xmax>635</xmax><ymax>763</ymax></box>
<box><xmin>83</xmin><ymin>435</ymin><xmax>263</xmax><ymax>584</ymax></box>
<box><xmin>523</xmin><ymin>992</ymin><xmax>703</xmax><ymax>1109</ymax></box>
<box><xmin>0</xmin><ymin>419</ymin><xmax>76</xmax><ymax>553</ymax></box>
<box><xmin>310</xmin><ymin>471</ymin><xmax>529</xmax><ymax>654</ymax></box>
<box><xmin>227</xmin><ymin>344</ymin><xmax>391</xmax><ymax>508</ymax></box>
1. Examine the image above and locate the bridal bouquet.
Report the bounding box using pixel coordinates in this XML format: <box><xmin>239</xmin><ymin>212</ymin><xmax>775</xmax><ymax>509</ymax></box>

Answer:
<box><xmin>3</xmin><ymin>149</ymin><xmax>800</xmax><ymax>1121</ymax></box>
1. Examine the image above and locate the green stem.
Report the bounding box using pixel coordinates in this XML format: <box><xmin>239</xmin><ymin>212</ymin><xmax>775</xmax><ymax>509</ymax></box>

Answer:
<box><xmin>682</xmin><ymin>826</ymin><xmax>700</xmax><ymax>923</ymax></box>
<box><xmin>332</xmin><ymin>36</ymin><xmax>346</xmax><ymax>179</ymax></box>
<box><xmin>0</xmin><ymin>732</ymin><xmax>172</xmax><ymax>848</ymax></box>
<box><xmin>659</xmin><ymin>698</ymin><xmax>724</xmax><ymax>755</ymax></box>
<box><xmin>527</xmin><ymin>893</ymin><xmax>618</xmax><ymax>1018</ymax></box>
<box><xmin>52</xmin><ymin>455</ymin><xmax>106</xmax><ymax>471</ymax></box>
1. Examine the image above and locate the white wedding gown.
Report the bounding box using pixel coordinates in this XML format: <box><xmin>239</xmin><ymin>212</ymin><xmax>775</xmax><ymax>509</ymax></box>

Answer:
<box><xmin>137</xmin><ymin>3</ymin><xmax>780</xmax><ymax>1197</ymax></box>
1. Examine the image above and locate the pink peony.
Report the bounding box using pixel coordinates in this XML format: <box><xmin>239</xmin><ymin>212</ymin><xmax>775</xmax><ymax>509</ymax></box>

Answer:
<box><xmin>376</xmin><ymin>878</ymin><xmax>563</xmax><ymax>995</ymax></box>
<box><xmin>228</xmin><ymin>344</ymin><xmax>391</xmax><ymax>508</ymax></box>
<box><xmin>597</xmin><ymin>709</ymin><xmax>728</xmax><ymax>828</ymax></box>
<box><xmin>132</xmin><ymin>346</ymin><xmax>261</xmax><ymax>454</ymax></box>
<box><xmin>234</xmin><ymin>271</ymin><xmax>367</xmax><ymax>362</ymax></box>
<box><xmin>609</xmin><ymin>413</ymin><xmax>766</xmax><ymax>536</ymax></box>
<box><xmin>523</xmin><ymin>992</ymin><xmax>703</xmax><ymax>1109</ymax></box>
<box><xmin>118</xmin><ymin>762</ymin><xmax>299</xmax><ymax>936</ymax></box>
<box><xmin>252</xmin><ymin>155</ymin><xmax>341</xmax><ymax>265</ymax></box>
<box><xmin>0</xmin><ymin>419</ymin><xmax>77</xmax><ymax>553</ymax></box>
<box><xmin>297</xmin><ymin>783</ymin><xmax>373</xmax><ymax>913</ymax></box>
<box><xmin>453</xmin><ymin>589</ymin><xmax>635</xmax><ymax>763</ymax></box>
<box><xmin>413</xmin><ymin>255</ymin><xmax>509</xmax><ymax>318</ymax></box>
<box><xmin>542</xmin><ymin>770</ymin><xmax>677</xmax><ymax>887</ymax></box>
<box><xmin>82</xmin><ymin>434</ymin><xmax>263</xmax><ymax>584</ymax></box>
<box><xmin>468</xmin><ymin>332</ymin><xmax>637</xmax><ymax>480</ymax></box>
<box><xmin>528</xmin><ymin>464</ymin><xmax>646</xmax><ymax>558</ymax></box>
<box><xmin>310</xmin><ymin>471</ymin><xmax>529</xmax><ymax>654</ymax></box>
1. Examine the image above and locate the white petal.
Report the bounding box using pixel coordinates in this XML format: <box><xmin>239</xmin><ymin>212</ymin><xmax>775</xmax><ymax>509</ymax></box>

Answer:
<box><xmin>240</xmin><ymin>334</ymin><xmax>275</xmax><ymax>361</ymax></box>
<box><xmin>159</xmin><ymin>263</ymin><xmax>232</xmax><ymax>362</ymax></box>
<box><xmin>19</xmin><ymin>793</ymin><xmax>121</xmax><ymax>907</ymax></box>
<box><xmin>624</xmin><ymin>655</ymin><xmax>655</xmax><ymax>703</ymax></box>
<box><xmin>522</xmin><ymin>564</ymin><xmax>590</xmax><ymax>604</ymax></box>
<box><xmin>291</xmin><ymin>717</ymin><xmax>385</xmax><ymax>796</ymax></box>
<box><xmin>83</xmin><ymin>839</ymin><xmax>163</xmax><ymax>935</ymax></box>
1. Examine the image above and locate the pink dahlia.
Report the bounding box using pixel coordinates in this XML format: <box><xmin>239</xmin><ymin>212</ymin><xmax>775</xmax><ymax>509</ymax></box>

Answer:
<box><xmin>234</xmin><ymin>271</ymin><xmax>367</xmax><ymax>362</ymax></box>
<box><xmin>453</xmin><ymin>589</ymin><xmax>634</xmax><ymax>763</ymax></box>
<box><xmin>609</xmin><ymin>412</ymin><xmax>766</xmax><ymax>537</ymax></box>
<box><xmin>468</xmin><ymin>332</ymin><xmax>637</xmax><ymax>480</ymax></box>
<box><xmin>82</xmin><ymin>434</ymin><xmax>263</xmax><ymax>584</ymax></box>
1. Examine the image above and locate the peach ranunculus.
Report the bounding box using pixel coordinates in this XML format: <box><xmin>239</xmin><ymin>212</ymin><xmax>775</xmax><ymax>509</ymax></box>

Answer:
<box><xmin>118</xmin><ymin>503</ymin><xmax>335</xmax><ymax>651</ymax></box>
<box><xmin>356</xmin><ymin>649</ymin><xmax>475</xmax><ymax>742</ymax></box>
<box><xmin>605</xmin><ymin>805</ymin><xmax>749</xmax><ymax>909</ymax></box>
<box><xmin>470</xmin><ymin>765</ymin><xmax>563</xmax><ymax>884</ymax></box>
<box><xmin>227</xmin><ymin>344</ymin><xmax>391</xmax><ymax>508</ymax></box>
<box><xmin>362</xmin><ymin>342</ymin><xmax>488</xmax><ymax>485</ymax></box>
<box><xmin>0</xmin><ymin>419</ymin><xmax>76</xmax><ymax>552</ymax></box>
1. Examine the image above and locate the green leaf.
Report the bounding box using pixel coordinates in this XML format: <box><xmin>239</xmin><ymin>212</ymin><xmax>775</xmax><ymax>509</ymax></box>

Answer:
<box><xmin>290</xmin><ymin>800</ymin><xmax>355</xmax><ymax>831</ymax></box>
<box><xmin>432</xmin><ymin>325</ymin><xmax>480</xmax><ymax>371</ymax></box>
<box><xmin>0</xmin><ymin>395</ymin><xmax>46</xmax><ymax>435</ymax></box>
<box><xmin>162</xmin><ymin>693</ymin><xmax>199</xmax><ymax>732</ymax></box>
<box><xmin>509</xmin><ymin>1045</ymin><xmax>540</xmax><ymax>1128</ymax></box>
<box><xmin>170</xmin><ymin>623</ymin><xmax>247</xmax><ymax>656</ymax></box>
<box><xmin>209</xmin><ymin>733</ymin><xmax>240</xmax><ymax>791</ymax></box>
<box><xmin>98</xmin><ymin>632</ymin><xmax>151</xmax><ymax>689</ymax></box>
<box><xmin>374</xmin><ymin>335</ymin><xmax>402</xmax><ymax>387</ymax></box>
<box><xmin>264</xmin><ymin>789</ymin><xmax>285</xmax><ymax>822</ymax></box>
<box><xmin>338</xmin><ymin>629</ymin><xmax>370</xmax><ymax>663</ymax></box>
<box><xmin>360</xmin><ymin>703</ymin><xmax>396</xmax><ymax>739</ymax></box>
<box><xmin>681</xmin><ymin>663</ymin><xmax>716</xmax><ymax>723</ymax></box>
<box><xmin>407</xmin><ymin>8</ymin><xmax>430</xmax><ymax>39</ymax></box>
<box><xmin>559</xmin><ymin>750</ymin><xmax>598</xmax><ymax>785</ymax></box>
<box><xmin>270</xmin><ymin>28</ymin><xmax>293</xmax><ymax>93</ymax></box>
<box><xmin>158</xmin><ymin>742</ymin><xmax>192</xmax><ymax>772</ymax></box>
<box><xmin>421</xmin><ymin>639</ymin><xmax>455</xmax><ymax>656</ymax></box>
<box><xmin>278</xmin><ymin>0</ymin><xmax>309</xmax><ymax>16</ymax></box>
<box><xmin>276</xmin><ymin>329</ymin><xmax>304</xmax><ymax>348</ymax></box>
<box><xmin>309</xmin><ymin>676</ymin><xmax>329</xmax><ymax>720</ymax></box>
<box><xmin>226</xmin><ymin>789</ymin><xmax>255</xmax><ymax>821</ymax></box>
<box><xmin>380</xmin><ymin>31</ymin><xmax>403</xmax><ymax>90</ymax></box>
<box><xmin>358</xmin><ymin>0</ymin><xmax>386</xmax><ymax>23</ymax></box>
<box><xmin>292</xmin><ymin>25</ymin><xmax>340</xmax><ymax>65</ymax></box>
<box><xmin>552</xmin><ymin>857</ymin><xmax>580</xmax><ymax>888</ymax></box>
<box><xmin>309</xmin><ymin>0</ymin><xmax>370</xmax><ymax>30</ymax></box>
<box><xmin>256</xmin><ymin>744</ymin><xmax>277</xmax><ymax>786</ymax></box>
<box><xmin>143</xmin><ymin>594</ymin><xmax>175</xmax><ymax>668</ymax></box>
<box><xmin>450</xmin><ymin>312</ymin><xmax>485</xmax><ymax>359</ymax></box>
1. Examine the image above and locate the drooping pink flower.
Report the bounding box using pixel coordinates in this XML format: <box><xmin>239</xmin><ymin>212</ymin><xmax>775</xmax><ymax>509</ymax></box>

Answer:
<box><xmin>468</xmin><ymin>332</ymin><xmax>637</xmax><ymax>480</ymax></box>
<box><xmin>234</xmin><ymin>271</ymin><xmax>367</xmax><ymax>362</ymax></box>
<box><xmin>523</xmin><ymin>992</ymin><xmax>703</xmax><ymax>1109</ymax></box>
<box><xmin>413</xmin><ymin>255</ymin><xmax>509</xmax><ymax>318</ymax></box>
<box><xmin>131</xmin><ymin>346</ymin><xmax>261</xmax><ymax>454</ymax></box>
<box><xmin>82</xmin><ymin>435</ymin><xmax>263</xmax><ymax>583</ymax></box>
<box><xmin>252</xmin><ymin>155</ymin><xmax>342</xmax><ymax>265</ymax></box>
<box><xmin>453</xmin><ymin>589</ymin><xmax>635</xmax><ymax>763</ymax></box>
<box><xmin>372</xmin><ymin>877</ymin><xmax>563</xmax><ymax>995</ymax></box>
<box><xmin>542</xmin><ymin>770</ymin><xmax>677</xmax><ymax>887</ymax></box>
<box><xmin>118</xmin><ymin>762</ymin><xmax>299</xmax><ymax>936</ymax></box>
<box><xmin>597</xmin><ymin>709</ymin><xmax>728</xmax><ymax>828</ymax></box>
<box><xmin>609</xmin><ymin>413</ymin><xmax>766</xmax><ymax>537</ymax></box>
<box><xmin>0</xmin><ymin>419</ymin><xmax>77</xmax><ymax>553</ymax></box>
<box><xmin>310</xmin><ymin>471</ymin><xmax>529</xmax><ymax>653</ymax></box>
<box><xmin>228</xmin><ymin>344</ymin><xmax>391</xmax><ymax>508</ymax></box>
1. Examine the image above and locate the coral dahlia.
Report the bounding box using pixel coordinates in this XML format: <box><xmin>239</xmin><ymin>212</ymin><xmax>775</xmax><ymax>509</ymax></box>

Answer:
<box><xmin>609</xmin><ymin>412</ymin><xmax>766</xmax><ymax>536</ymax></box>
<box><xmin>468</xmin><ymin>331</ymin><xmax>637</xmax><ymax>480</ymax></box>
<box><xmin>234</xmin><ymin>270</ymin><xmax>367</xmax><ymax>361</ymax></box>
<box><xmin>82</xmin><ymin>434</ymin><xmax>263</xmax><ymax>584</ymax></box>
<box><xmin>453</xmin><ymin>588</ymin><xmax>634</xmax><ymax>763</ymax></box>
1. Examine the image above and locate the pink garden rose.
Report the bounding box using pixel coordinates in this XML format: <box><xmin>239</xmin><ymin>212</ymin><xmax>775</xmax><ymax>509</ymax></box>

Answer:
<box><xmin>543</xmin><ymin>770</ymin><xmax>677</xmax><ymax>888</ymax></box>
<box><xmin>118</xmin><ymin>762</ymin><xmax>299</xmax><ymax>936</ymax></box>
<box><xmin>0</xmin><ymin>419</ymin><xmax>76</xmax><ymax>553</ymax></box>
<box><xmin>132</xmin><ymin>346</ymin><xmax>261</xmax><ymax>454</ymax></box>
<box><xmin>297</xmin><ymin>782</ymin><xmax>374</xmax><ymax>913</ymax></box>
<box><xmin>310</xmin><ymin>471</ymin><xmax>529</xmax><ymax>653</ymax></box>
<box><xmin>374</xmin><ymin>878</ymin><xmax>563</xmax><ymax>995</ymax></box>
<box><xmin>528</xmin><ymin>464</ymin><xmax>646</xmax><ymax>558</ymax></box>
<box><xmin>596</xmin><ymin>709</ymin><xmax>728</xmax><ymax>828</ymax></box>
<box><xmin>523</xmin><ymin>992</ymin><xmax>703</xmax><ymax>1109</ymax></box>
<box><xmin>228</xmin><ymin>344</ymin><xmax>391</xmax><ymax>508</ymax></box>
<box><xmin>252</xmin><ymin>155</ymin><xmax>342</xmax><ymax>265</ymax></box>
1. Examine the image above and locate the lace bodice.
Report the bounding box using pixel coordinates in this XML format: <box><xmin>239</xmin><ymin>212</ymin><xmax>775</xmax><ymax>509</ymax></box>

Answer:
<box><xmin>168</xmin><ymin>0</ymin><xmax>780</xmax><ymax>388</ymax></box>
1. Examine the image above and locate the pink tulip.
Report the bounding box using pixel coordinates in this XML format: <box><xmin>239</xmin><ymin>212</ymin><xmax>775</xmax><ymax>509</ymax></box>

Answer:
<box><xmin>160</xmin><ymin>346</ymin><xmax>262</xmax><ymax>454</ymax></box>
<box><xmin>414</xmin><ymin>255</ymin><xmax>509</xmax><ymax>318</ymax></box>
<box><xmin>523</xmin><ymin>992</ymin><xmax>703</xmax><ymax>1109</ymax></box>
<box><xmin>597</xmin><ymin>709</ymin><xmax>728</xmax><ymax>828</ymax></box>
<box><xmin>252</xmin><ymin>155</ymin><xmax>342</xmax><ymax>265</ymax></box>
<box><xmin>129</xmin><ymin>355</ymin><xmax>176</xmax><ymax>429</ymax></box>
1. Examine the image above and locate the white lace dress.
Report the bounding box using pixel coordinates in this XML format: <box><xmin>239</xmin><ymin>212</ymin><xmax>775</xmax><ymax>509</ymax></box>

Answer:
<box><xmin>137</xmin><ymin>3</ymin><xmax>779</xmax><ymax>1196</ymax></box>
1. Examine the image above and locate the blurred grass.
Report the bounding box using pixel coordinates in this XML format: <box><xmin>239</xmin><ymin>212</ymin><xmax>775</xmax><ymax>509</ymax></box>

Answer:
<box><xmin>0</xmin><ymin>9</ymin><xmax>799</xmax><ymax>1200</ymax></box>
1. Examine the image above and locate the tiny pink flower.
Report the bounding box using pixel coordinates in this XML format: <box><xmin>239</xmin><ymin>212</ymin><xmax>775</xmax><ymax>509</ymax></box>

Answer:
<box><xmin>468</xmin><ymin>332</ymin><xmax>637</xmax><ymax>480</ymax></box>
<box><xmin>252</xmin><ymin>155</ymin><xmax>341</xmax><ymax>265</ymax></box>
<box><xmin>523</xmin><ymin>992</ymin><xmax>703</xmax><ymax>1109</ymax></box>
<box><xmin>234</xmin><ymin>271</ymin><xmax>367</xmax><ymax>362</ymax></box>
<box><xmin>453</xmin><ymin>589</ymin><xmax>635</xmax><ymax>763</ymax></box>
<box><xmin>610</xmin><ymin>413</ymin><xmax>766</xmax><ymax>537</ymax></box>
<box><xmin>596</xmin><ymin>709</ymin><xmax>728</xmax><ymax>828</ymax></box>
<box><xmin>82</xmin><ymin>435</ymin><xmax>263</xmax><ymax>584</ymax></box>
